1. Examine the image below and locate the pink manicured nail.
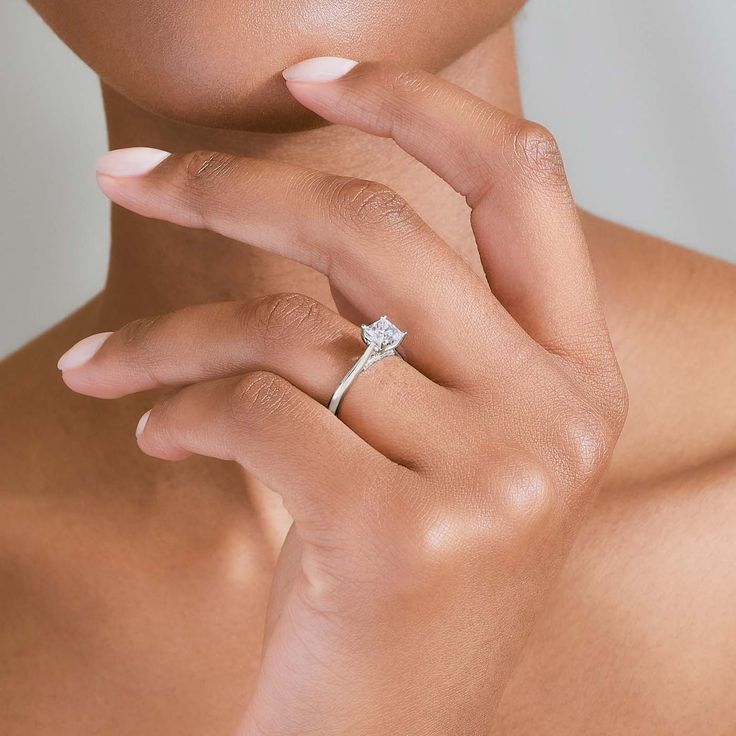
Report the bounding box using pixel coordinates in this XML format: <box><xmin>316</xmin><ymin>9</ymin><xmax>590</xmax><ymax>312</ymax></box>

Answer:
<box><xmin>57</xmin><ymin>332</ymin><xmax>113</xmax><ymax>371</ymax></box>
<box><xmin>95</xmin><ymin>148</ymin><xmax>171</xmax><ymax>178</ymax></box>
<box><xmin>136</xmin><ymin>410</ymin><xmax>151</xmax><ymax>438</ymax></box>
<box><xmin>282</xmin><ymin>57</ymin><xmax>358</xmax><ymax>83</ymax></box>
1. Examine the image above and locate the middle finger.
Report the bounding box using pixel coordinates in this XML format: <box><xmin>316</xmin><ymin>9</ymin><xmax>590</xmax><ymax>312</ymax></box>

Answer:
<box><xmin>59</xmin><ymin>294</ymin><xmax>451</xmax><ymax>466</ymax></box>
<box><xmin>95</xmin><ymin>147</ymin><xmax>526</xmax><ymax>387</ymax></box>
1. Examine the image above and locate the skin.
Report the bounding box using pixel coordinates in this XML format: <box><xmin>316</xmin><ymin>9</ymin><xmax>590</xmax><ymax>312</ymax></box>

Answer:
<box><xmin>28</xmin><ymin>0</ymin><xmax>524</xmax><ymax>130</ymax></box>
<box><xmin>66</xmin><ymin>65</ymin><xmax>632</xmax><ymax>734</ymax></box>
<box><xmin>1</xmin><ymin>2</ymin><xmax>736</xmax><ymax>734</ymax></box>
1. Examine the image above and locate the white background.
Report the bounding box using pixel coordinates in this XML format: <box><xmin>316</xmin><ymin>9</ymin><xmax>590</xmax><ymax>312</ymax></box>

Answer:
<box><xmin>1</xmin><ymin>1</ymin><xmax>734</xmax><ymax>358</ymax></box>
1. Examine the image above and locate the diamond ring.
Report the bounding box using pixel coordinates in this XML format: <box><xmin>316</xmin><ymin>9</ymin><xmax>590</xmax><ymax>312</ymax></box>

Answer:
<box><xmin>328</xmin><ymin>316</ymin><xmax>407</xmax><ymax>416</ymax></box>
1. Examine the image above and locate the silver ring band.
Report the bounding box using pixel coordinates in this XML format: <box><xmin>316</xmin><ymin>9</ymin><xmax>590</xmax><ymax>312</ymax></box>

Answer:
<box><xmin>328</xmin><ymin>316</ymin><xmax>406</xmax><ymax>416</ymax></box>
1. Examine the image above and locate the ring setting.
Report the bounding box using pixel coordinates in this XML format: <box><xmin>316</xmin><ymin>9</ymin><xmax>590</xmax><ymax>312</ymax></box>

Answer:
<box><xmin>328</xmin><ymin>316</ymin><xmax>406</xmax><ymax>415</ymax></box>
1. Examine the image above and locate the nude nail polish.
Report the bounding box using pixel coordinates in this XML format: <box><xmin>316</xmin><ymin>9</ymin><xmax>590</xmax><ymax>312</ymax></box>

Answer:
<box><xmin>95</xmin><ymin>148</ymin><xmax>171</xmax><ymax>178</ymax></box>
<box><xmin>57</xmin><ymin>332</ymin><xmax>113</xmax><ymax>371</ymax></box>
<box><xmin>282</xmin><ymin>57</ymin><xmax>359</xmax><ymax>83</ymax></box>
<box><xmin>136</xmin><ymin>410</ymin><xmax>151</xmax><ymax>438</ymax></box>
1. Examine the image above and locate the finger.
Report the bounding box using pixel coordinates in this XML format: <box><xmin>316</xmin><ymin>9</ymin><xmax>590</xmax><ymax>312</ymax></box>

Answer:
<box><xmin>136</xmin><ymin>371</ymin><xmax>407</xmax><ymax>526</ymax></box>
<box><xmin>284</xmin><ymin>59</ymin><xmax>611</xmax><ymax>366</ymax></box>
<box><xmin>95</xmin><ymin>148</ymin><xmax>525</xmax><ymax>387</ymax></box>
<box><xmin>60</xmin><ymin>295</ymin><xmax>450</xmax><ymax>466</ymax></box>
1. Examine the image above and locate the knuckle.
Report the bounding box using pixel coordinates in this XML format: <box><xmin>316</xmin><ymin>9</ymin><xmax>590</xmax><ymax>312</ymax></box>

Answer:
<box><xmin>248</xmin><ymin>292</ymin><xmax>327</xmax><ymax>345</ymax></box>
<box><xmin>410</xmin><ymin>513</ymin><xmax>473</xmax><ymax>571</ymax></box>
<box><xmin>182</xmin><ymin>150</ymin><xmax>237</xmax><ymax>189</ymax></box>
<box><xmin>329</xmin><ymin>178</ymin><xmax>420</xmax><ymax>235</ymax></box>
<box><xmin>230</xmin><ymin>371</ymin><xmax>292</xmax><ymax>419</ymax></box>
<box><xmin>495</xmin><ymin>459</ymin><xmax>557</xmax><ymax>538</ymax></box>
<box><xmin>116</xmin><ymin>314</ymin><xmax>167</xmax><ymax>381</ymax></box>
<box><xmin>408</xmin><ymin>462</ymin><xmax>556</xmax><ymax>569</ymax></box>
<box><xmin>347</xmin><ymin>67</ymin><xmax>431</xmax><ymax>134</ymax></box>
<box><xmin>509</xmin><ymin>120</ymin><xmax>568</xmax><ymax>189</ymax></box>
<box><xmin>557</xmin><ymin>404</ymin><xmax>613</xmax><ymax>482</ymax></box>
<box><xmin>561</xmin><ymin>347</ymin><xmax>629</xmax><ymax>438</ymax></box>
<box><xmin>118</xmin><ymin>314</ymin><xmax>163</xmax><ymax>349</ymax></box>
<box><xmin>180</xmin><ymin>150</ymin><xmax>237</xmax><ymax>222</ymax></box>
<box><xmin>390</xmin><ymin>68</ymin><xmax>434</xmax><ymax>98</ymax></box>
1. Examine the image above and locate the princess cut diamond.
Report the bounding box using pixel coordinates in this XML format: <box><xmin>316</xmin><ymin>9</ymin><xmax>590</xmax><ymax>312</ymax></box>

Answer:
<box><xmin>361</xmin><ymin>316</ymin><xmax>406</xmax><ymax>352</ymax></box>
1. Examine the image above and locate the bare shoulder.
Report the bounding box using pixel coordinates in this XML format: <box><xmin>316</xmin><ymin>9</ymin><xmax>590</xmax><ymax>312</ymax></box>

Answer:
<box><xmin>0</xmin><ymin>308</ymin><xmax>272</xmax><ymax>734</ymax></box>
<box><xmin>495</xmin><ymin>215</ymin><xmax>736</xmax><ymax>735</ymax></box>
<box><xmin>583</xmin><ymin>213</ymin><xmax>736</xmax><ymax>486</ymax></box>
<box><xmin>496</xmin><ymin>453</ymin><xmax>736</xmax><ymax>735</ymax></box>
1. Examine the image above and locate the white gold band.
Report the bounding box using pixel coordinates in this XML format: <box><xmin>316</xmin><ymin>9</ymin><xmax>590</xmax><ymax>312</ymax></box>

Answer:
<box><xmin>328</xmin><ymin>316</ymin><xmax>406</xmax><ymax>416</ymax></box>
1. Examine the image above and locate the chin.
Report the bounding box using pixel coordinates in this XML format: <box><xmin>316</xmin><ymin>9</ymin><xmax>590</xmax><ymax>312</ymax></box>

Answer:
<box><xmin>30</xmin><ymin>0</ymin><xmax>525</xmax><ymax>132</ymax></box>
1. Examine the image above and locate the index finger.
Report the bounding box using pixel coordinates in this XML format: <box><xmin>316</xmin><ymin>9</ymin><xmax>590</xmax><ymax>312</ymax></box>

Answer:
<box><xmin>95</xmin><ymin>149</ymin><xmax>525</xmax><ymax>387</ymax></box>
<box><xmin>284</xmin><ymin>59</ymin><xmax>613</xmax><ymax>367</ymax></box>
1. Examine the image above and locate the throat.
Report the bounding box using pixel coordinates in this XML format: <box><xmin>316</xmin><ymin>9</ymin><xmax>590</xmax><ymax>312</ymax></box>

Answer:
<box><xmin>98</xmin><ymin>27</ymin><xmax>522</xmax><ymax>329</ymax></box>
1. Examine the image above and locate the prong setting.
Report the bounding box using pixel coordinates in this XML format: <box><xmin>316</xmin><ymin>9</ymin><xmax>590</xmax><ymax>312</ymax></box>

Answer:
<box><xmin>361</xmin><ymin>316</ymin><xmax>406</xmax><ymax>352</ymax></box>
<box><xmin>329</xmin><ymin>316</ymin><xmax>407</xmax><ymax>415</ymax></box>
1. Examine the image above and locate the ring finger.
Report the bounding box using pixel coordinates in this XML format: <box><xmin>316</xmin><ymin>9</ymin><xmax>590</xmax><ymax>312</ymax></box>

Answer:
<box><xmin>59</xmin><ymin>294</ymin><xmax>450</xmax><ymax>466</ymax></box>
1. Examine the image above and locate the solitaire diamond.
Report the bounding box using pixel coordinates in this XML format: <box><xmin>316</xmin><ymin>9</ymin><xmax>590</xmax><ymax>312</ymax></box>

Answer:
<box><xmin>329</xmin><ymin>314</ymin><xmax>407</xmax><ymax>415</ymax></box>
<box><xmin>361</xmin><ymin>316</ymin><xmax>406</xmax><ymax>352</ymax></box>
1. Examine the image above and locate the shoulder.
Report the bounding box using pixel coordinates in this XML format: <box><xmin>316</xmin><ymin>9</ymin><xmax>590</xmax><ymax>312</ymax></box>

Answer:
<box><xmin>0</xmin><ymin>324</ymin><xmax>269</xmax><ymax>733</ymax></box>
<box><xmin>582</xmin><ymin>212</ymin><xmax>736</xmax><ymax>487</ymax></box>
<box><xmin>494</xmin><ymin>215</ymin><xmax>736</xmax><ymax>735</ymax></box>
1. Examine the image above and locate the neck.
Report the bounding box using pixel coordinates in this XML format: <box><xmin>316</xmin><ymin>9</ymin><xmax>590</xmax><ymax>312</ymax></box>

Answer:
<box><xmin>98</xmin><ymin>27</ymin><xmax>522</xmax><ymax>328</ymax></box>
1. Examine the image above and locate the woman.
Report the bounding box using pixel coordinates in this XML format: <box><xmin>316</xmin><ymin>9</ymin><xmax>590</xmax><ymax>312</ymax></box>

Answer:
<box><xmin>2</xmin><ymin>1</ymin><xmax>735</xmax><ymax>733</ymax></box>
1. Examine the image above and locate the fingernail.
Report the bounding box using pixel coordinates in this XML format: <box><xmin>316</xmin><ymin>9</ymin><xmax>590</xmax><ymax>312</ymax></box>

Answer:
<box><xmin>95</xmin><ymin>148</ymin><xmax>171</xmax><ymax>178</ymax></box>
<box><xmin>282</xmin><ymin>57</ymin><xmax>358</xmax><ymax>83</ymax></box>
<box><xmin>136</xmin><ymin>410</ymin><xmax>151</xmax><ymax>438</ymax></box>
<box><xmin>57</xmin><ymin>332</ymin><xmax>113</xmax><ymax>371</ymax></box>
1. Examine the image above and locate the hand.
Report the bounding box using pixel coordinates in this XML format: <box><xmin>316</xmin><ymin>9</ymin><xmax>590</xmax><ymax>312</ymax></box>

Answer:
<box><xmin>60</xmin><ymin>59</ymin><xmax>627</xmax><ymax>735</ymax></box>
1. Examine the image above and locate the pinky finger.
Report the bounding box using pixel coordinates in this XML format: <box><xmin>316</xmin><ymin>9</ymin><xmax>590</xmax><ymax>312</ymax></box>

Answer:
<box><xmin>136</xmin><ymin>371</ymin><xmax>401</xmax><ymax>525</ymax></box>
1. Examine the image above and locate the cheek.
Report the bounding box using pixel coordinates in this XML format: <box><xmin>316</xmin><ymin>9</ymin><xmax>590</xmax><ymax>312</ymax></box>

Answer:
<box><xmin>30</xmin><ymin>0</ymin><xmax>524</xmax><ymax>131</ymax></box>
